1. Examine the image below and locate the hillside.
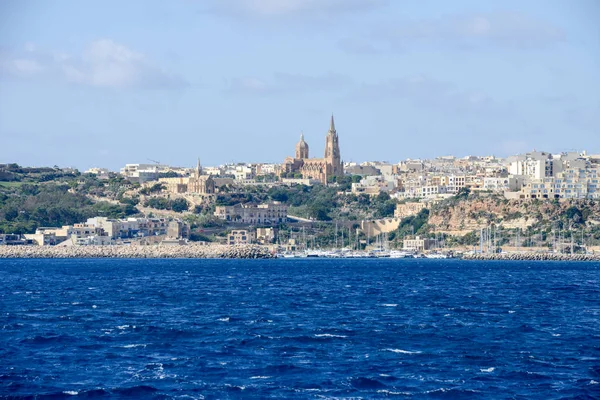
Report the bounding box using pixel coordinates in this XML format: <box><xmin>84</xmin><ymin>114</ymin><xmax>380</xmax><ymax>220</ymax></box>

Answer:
<box><xmin>427</xmin><ymin>192</ymin><xmax>600</xmax><ymax>238</ymax></box>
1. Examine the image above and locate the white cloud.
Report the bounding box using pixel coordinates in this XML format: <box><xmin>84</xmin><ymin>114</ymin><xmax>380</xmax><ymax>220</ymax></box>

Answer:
<box><xmin>0</xmin><ymin>39</ymin><xmax>187</xmax><ymax>89</ymax></box>
<box><xmin>207</xmin><ymin>0</ymin><xmax>386</xmax><ymax>18</ymax></box>
<box><xmin>343</xmin><ymin>11</ymin><xmax>565</xmax><ymax>52</ymax></box>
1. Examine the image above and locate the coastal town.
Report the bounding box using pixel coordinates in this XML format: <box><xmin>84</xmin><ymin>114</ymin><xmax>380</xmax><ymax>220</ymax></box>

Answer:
<box><xmin>1</xmin><ymin>116</ymin><xmax>600</xmax><ymax>259</ymax></box>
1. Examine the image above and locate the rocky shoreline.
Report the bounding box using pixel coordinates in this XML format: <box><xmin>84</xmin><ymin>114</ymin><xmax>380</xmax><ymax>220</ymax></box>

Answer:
<box><xmin>462</xmin><ymin>252</ymin><xmax>600</xmax><ymax>261</ymax></box>
<box><xmin>0</xmin><ymin>244</ymin><xmax>275</xmax><ymax>259</ymax></box>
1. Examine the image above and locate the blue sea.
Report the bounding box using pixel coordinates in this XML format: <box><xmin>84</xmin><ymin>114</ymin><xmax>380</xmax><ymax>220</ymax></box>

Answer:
<box><xmin>1</xmin><ymin>259</ymin><xmax>599</xmax><ymax>399</ymax></box>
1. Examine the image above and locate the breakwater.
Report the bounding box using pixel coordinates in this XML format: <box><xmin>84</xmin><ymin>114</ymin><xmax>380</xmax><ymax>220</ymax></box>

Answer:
<box><xmin>463</xmin><ymin>252</ymin><xmax>600</xmax><ymax>261</ymax></box>
<box><xmin>0</xmin><ymin>244</ymin><xmax>274</xmax><ymax>259</ymax></box>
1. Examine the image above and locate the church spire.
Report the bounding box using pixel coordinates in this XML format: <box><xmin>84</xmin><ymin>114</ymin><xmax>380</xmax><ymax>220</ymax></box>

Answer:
<box><xmin>196</xmin><ymin>158</ymin><xmax>202</xmax><ymax>175</ymax></box>
<box><xmin>329</xmin><ymin>114</ymin><xmax>336</xmax><ymax>134</ymax></box>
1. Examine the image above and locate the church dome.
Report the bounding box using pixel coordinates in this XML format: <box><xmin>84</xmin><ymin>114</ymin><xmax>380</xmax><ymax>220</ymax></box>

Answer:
<box><xmin>295</xmin><ymin>133</ymin><xmax>309</xmax><ymax>159</ymax></box>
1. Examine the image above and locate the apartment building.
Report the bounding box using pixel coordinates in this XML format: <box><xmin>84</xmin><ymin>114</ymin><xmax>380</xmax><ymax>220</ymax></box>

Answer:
<box><xmin>519</xmin><ymin>165</ymin><xmax>600</xmax><ymax>199</ymax></box>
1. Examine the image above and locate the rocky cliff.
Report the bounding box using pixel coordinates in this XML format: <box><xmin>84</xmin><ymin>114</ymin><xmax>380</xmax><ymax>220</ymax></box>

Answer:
<box><xmin>428</xmin><ymin>195</ymin><xmax>600</xmax><ymax>236</ymax></box>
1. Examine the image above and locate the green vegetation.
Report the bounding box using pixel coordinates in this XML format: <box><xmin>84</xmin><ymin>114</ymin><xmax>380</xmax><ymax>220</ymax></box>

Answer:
<box><xmin>0</xmin><ymin>183</ymin><xmax>139</xmax><ymax>234</ymax></box>
<box><xmin>0</xmin><ymin>164</ymin><xmax>80</xmax><ymax>183</ymax></box>
<box><xmin>140</xmin><ymin>183</ymin><xmax>166</xmax><ymax>195</ymax></box>
<box><xmin>143</xmin><ymin>196</ymin><xmax>189</xmax><ymax>212</ymax></box>
<box><xmin>396</xmin><ymin>208</ymin><xmax>430</xmax><ymax>237</ymax></box>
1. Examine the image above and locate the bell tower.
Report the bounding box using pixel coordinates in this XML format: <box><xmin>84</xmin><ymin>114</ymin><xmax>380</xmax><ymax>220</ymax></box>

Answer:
<box><xmin>324</xmin><ymin>114</ymin><xmax>342</xmax><ymax>178</ymax></box>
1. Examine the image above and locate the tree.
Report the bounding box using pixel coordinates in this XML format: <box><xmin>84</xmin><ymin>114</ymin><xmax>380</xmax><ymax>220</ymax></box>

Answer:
<box><xmin>145</xmin><ymin>197</ymin><xmax>169</xmax><ymax>210</ymax></box>
<box><xmin>171</xmin><ymin>198</ymin><xmax>189</xmax><ymax>213</ymax></box>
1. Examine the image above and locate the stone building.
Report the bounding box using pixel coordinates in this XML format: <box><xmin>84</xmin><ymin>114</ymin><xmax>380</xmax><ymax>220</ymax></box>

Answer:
<box><xmin>227</xmin><ymin>230</ymin><xmax>255</xmax><ymax>245</ymax></box>
<box><xmin>214</xmin><ymin>201</ymin><xmax>288</xmax><ymax>224</ymax></box>
<box><xmin>159</xmin><ymin>159</ymin><xmax>215</xmax><ymax>194</ymax></box>
<box><xmin>403</xmin><ymin>236</ymin><xmax>435</xmax><ymax>252</ymax></box>
<box><xmin>282</xmin><ymin>115</ymin><xmax>343</xmax><ymax>185</ymax></box>
<box><xmin>256</xmin><ymin>227</ymin><xmax>277</xmax><ymax>244</ymax></box>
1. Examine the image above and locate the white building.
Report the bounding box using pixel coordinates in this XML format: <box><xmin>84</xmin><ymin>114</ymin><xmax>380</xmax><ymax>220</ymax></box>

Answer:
<box><xmin>482</xmin><ymin>177</ymin><xmax>511</xmax><ymax>192</ymax></box>
<box><xmin>519</xmin><ymin>165</ymin><xmax>600</xmax><ymax>200</ymax></box>
<box><xmin>84</xmin><ymin>167</ymin><xmax>111</xmax><ymax>179</ymax></box>
<box><xmin>120</xmin><ymin>163</ymin><xmax>169</xmax><ymax>183</ymax></box>
<box><xmin>507</xmin><ymin>151</ymin><xmax>554</xmax><ymax>180</ymax></box>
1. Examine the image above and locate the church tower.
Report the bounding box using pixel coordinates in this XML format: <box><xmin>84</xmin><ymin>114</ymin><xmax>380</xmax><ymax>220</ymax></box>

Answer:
<box><xmin>324</xmin><ymin>114</ymin><xmax>342</xmax><ymax>178</ymax></box>
<box><xmin>195</xmin><ymin>157</ymin><xmax>203</xmax><ymax>176</ymax></box>
<box><xmin>295</xmin><ymin>132</ymin><xmax>309</xmax><ymax>159</ymax></box>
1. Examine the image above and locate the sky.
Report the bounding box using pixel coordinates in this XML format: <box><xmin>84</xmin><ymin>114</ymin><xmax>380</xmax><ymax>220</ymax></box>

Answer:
<box><xmin>0</xmin><ymin>0</ymin><xmax>599</xmax><ymax>170</ymax></box>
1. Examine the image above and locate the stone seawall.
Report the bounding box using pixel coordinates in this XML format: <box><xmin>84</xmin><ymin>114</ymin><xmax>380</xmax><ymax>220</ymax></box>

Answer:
<box><xmin>0</xmin><ymin>244</ymin><xmax>274</xmax><ymax>259</ymax></box>
<box><xmin>463</xmin><ymin>252</ymin><xmax>600</xmax><ymax>262</ymax></box>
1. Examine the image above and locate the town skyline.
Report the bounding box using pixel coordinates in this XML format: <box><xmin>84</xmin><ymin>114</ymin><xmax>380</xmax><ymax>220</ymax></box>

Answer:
<box><xmin>1</xmin><ymin>0</ymin><xmax>599</xmax><ymax>169</ymax></box>
<box><xmin>2</xmin><ymin>112</ymin><xmax>598</xmax><ymax>171</ymax></box>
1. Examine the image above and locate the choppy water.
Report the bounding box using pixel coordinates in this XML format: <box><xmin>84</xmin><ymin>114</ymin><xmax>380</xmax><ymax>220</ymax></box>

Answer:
<box><xmin>1</xmin><ymin>259</ymin><xmax>599</xmax><ymax>399</ymax></box>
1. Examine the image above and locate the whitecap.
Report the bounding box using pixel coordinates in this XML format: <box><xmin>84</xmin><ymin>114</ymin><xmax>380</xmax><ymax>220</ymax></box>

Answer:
<box><xmin>444</xmin><ymin>314</ymin><xmax>451</xmax><ymax>317</ymax></box>
<box><xmin>480</xmin><ymin>367</ymin><xmax>495</xmax><ymax>373</ymax></box>
<box><xmin>63</xmin><ymin>391</ymin><xmax>78</xmax><ymax>396</ymax></box>
<box><xmin>382</xmin><ymin>304</ymin><xmax>398</xmax><ymax>307</ymax></box>
<box><xmin>121</xmin><ymin>344</ymin><xmax>147</xmax><ymax>348</ymax></box>
<box><xmin>224</xmin><ymin>384</ymin><xmax>245</xmax><ymax>390</ymax></box>
<box><xmin>377</xmin><ymin>390</ymin><xmax>411</xmax><ymax>395</ymax></box>
<box><xmin>314</xmin><ymin>334</ymin><xmax>347</xmax><ymax>338</ymax></box>
<box><xmin>425</xmin><ymin>388</ymin><xmax>449</xmax><ymax>394</ymax></box>
<box><xmin>92</xmin><ymin>305</ymin><xmax>97</xmax><ymax>309</ymax></box>
<box><xmin>385</xmin><ymin>348</ymin><xmax>422</xmax><ymax>354</ymax></box>
<box><xmin>590</xmin><ymin>380</ymin><xmax>598</xmax><ymax>385</ymax></box>
<box><xmin>250</xmin><ymin>376</ymin><xmax>271</xmax><ymax>379</ymax></box>
<box><xmin>218</xmin><ymin>317</ymin><xmax>230</xmax><ymax>322</ymax></box>
<box><xmin>508</xmin><ymin>310</ymin><xmax>516</xmax><ymax>314</ymax></box>
<box><xmin>379</xmin><ymin>373</ymin><xmax>390</xmax><ymax>377</ymax></box>
<box><xmin>552</xmin><ymin>333</ymin><xmax>561</xmax><ymax>337</ymax></box>
<box><xmin>116</xmin><ymin>325</ymin><xmax>130</xmax><ymax>330</ymax></box>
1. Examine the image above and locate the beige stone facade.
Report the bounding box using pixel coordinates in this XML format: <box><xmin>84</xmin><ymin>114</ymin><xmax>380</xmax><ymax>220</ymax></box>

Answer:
<box><xmin>159</xmin><ymin>159</ymin><xmax>215</xmax><ymax>195</ymax></box>
<box><xmin>214</xmin><ymin>201</ymin><xmax>288</xmax><ymax>224</ymax></box>
<box><xmin>227</xmin><ymin>230</ymin><xmax>255</xmax><ymax>245</ymax></box>
<box><xmin>403</xmin><ymin>236</ymin><xmax>435</xmax><ymax>252</ymax></box>
<box><xmin>282</xmin><ymin>115</ymin><xmax>343</xmax><ymax>185</ymax></box>
<box><xmin>256</xmin><ymin>227</ymin><xmax>277</xmax><ymax>244</ymax></box>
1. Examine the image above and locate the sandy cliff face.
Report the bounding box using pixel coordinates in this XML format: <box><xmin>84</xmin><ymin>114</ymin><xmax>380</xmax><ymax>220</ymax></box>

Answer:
<box><xmin>428</xmin><ymin>196</ymin><xmax>600</xmax><ymax>236</ymax></box>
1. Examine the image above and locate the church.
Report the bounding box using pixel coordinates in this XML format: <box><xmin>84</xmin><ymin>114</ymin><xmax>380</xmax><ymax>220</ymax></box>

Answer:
<box><xmin>282</xmin><ymin>115</ymin><xmax>343</xmax><ymax>185</ymax></box>
<box><xmin>159</xmin><ymin>159</ymin><xmax>215</xmax><ymax>194</ymax></box>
